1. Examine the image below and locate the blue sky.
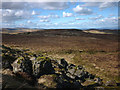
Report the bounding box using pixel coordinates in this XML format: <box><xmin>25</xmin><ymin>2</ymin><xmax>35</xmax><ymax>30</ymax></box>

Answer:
<box><xmin>1</xmin><ymin>2</ymin><xmax>118</xmax><ymax>29</ymax></box>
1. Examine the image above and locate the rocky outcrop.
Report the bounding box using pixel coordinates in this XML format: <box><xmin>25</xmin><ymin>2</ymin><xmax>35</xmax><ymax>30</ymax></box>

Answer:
<box><xmin>2</xmin><ymin>45</ymin><xmax>107</xmax><ymax>89</ymax></box>
<box><xmin>32</xmin><ymin>57</ymin><xmax>55</xmax><ymax>78</ymax></box>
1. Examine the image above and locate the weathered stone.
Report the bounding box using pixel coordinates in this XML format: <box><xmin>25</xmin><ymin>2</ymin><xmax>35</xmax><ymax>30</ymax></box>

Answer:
<box><xmin>67</xmin><ymin>64</ymin><xmax>76</xmax><ymax>75</ymax></box>
<box><xmin>89</xmin><ymin>74</ymin><xmax>95</xmax><ymax>79</ymax></box>
<box><xmin>12</xmin><ymin>56</ymin><xmax>32</xmax><ymax>75</ymax></box>
<box><xmin>58</xmin><ymin>58</ymin><xmax>68</xmax><ymax>69</ymax></box>
<box><xmin>51</xmin><ymin>60</ymin><xmax>59</xmax><ymax>68</ymax></box>
<box><xmin>66</xmin><ymin>73</ymin><xmax>76</xmax><ymax>79</ymax></box>
<box><xmin>67</xmin><ymin>68</ymin><xmax>76</xmax><ymax>75</ymax></box>
<box><xmin>2</xmin><ymin>60</ymin><xmax>13</xmax><ymax>70</ymax></box>
<box><xmin>94</xmin><ymin>77</ymin><xmax>103</xmax><ymax>85</ymax></box>
<box><xmin>105</xmin><ymin>80</ymin><xmax>117</xmax><ymax>86</ymax></box>
<box><xmin>74</xmin><ymin>69</ymin><xmax>83</xmax><ymax>77</ymax></box>
<box><xmin>30</xmin><ymin>57</ymin><xmax>36</xmax><ymax>61</ymax></box>
<box><xmin>32</xmin><ymin>58</ymin><xmax>55</xmax><ymax>77</ymax></box>
<box><xmin>67</xmin><ymin>64</ymin><xmax>76</xmax><ymax>69</ymax></box>
<box><xmin>42</xmin><ymin>60</ymin><xmax>55</xmax><ymax>74</ymax></box>
<box><xmin>77</xmin><ymin>65</ymin><xmax>84</xmax><ymax>70</ymax></box>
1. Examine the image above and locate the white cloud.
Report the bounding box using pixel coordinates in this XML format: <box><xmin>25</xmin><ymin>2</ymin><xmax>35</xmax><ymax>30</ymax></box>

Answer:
<box><xmin>38</xmin><ymin>15</ymin><xmax>50</xmax><ymax>19</ymax></box>
<box><xmin>27</xmin><ymin>20</ymin><xmax>31</xmax><ymax>23</ymax></box>
<box><xmin>63</xmin><ymin>12</ymin><xmax>73</xmax><ymax>17</ymax></box>
<box><xmin>40</xmin><ymin>19</ymin><xmax>50</xmax><ymax>22</ymax></box>
<box><xmin>98</xmin><ymin>17</ymin><xmax>117</xmax><ymax>23</ymax></box>
<box><xmin>14</xmin><ymin>10</ymin><xmax>24</xmax><ymax>16</ymax></box>
<box><xmin>91</xmin><ymin>17</ymin><xmax>118</xmax><ymax>28</ymax></box>
<box><xmin>73</xmin><ymin>5</ymin><xmax>93</xmax><ymax>15</ymax></box>
<box><xmin>88</xmin><ymin>15</ymin><xmax>103</xmax><ymax>20</ymax></box>
<box><xmin>32</xmin><ymin>10</ymin><xmax>36</xmax><ymax>15</ymax></box>
<box><xmin>38</xmin><ymin>14</ymin><xmax>59</xmax><ymax>19</ymax></box>
<box><xmin>75</xmin><ymin>18</ymin><xmax>85</xmax><ymax>20</ymax></box>
<box><xmin>2</xmin><ymin>9</ymin><xmax>33</xmax><ymax>23</ymax></box>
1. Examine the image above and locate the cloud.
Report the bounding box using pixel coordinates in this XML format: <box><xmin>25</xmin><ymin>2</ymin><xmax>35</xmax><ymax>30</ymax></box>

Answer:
<box><xmin>97</xmin><ymin>17</ymin><xmax>117</xmax><ymax>23</ymax></box>
<box><xmin>81</xmin><ymin>2</ymin><xmax>101</xmax><ymax>7</ymax></box>
<box><xmin>80</xmin><ymin>2</ymin><xmax>117</xmax><ymax>10</ymax></box>
<box><xmin>40</xmin><ymin>19</ymin><xmax>50</xmax><ymax>22</ymax></box>
<box><xmin>2</xmin><ymin>9</ymin><xmax>33</xmax><ymax>23</ymax></box>
<box><xmin>2</xmin><ymin>2</ymin><xmax>69</xmax><ymax>10</ymax></box>
<box><xmin>38</xmin><ymin>14</ymin><xmax>59</xmax><ymax>19</ymax></box>
<box><xmin>32</xmin><ymin>10</ymin><xmax>37</xmax><ymax>15</ymax></box>
<box><xmin>73</xmin><ymin>5</ymin><xmax>93</xmax><ymax>15</ymax></box>
<box><xmin>88</xmin><ymin>15</ymin><xmax>103</xmax><ymax>20</ymax></box>
<box><xmin>90</xmin><ymin>17</ymin><xmax>118</xmax><ymax>28</ymax></box>
<box><xmin>99</xmin><ymin>2</ymin><xmax>117</xmax><ymax>10</ymax></box>
<box><xmin>2</xmin><ymin>2</ymin><xmax>28</xmax><ymax>9</ymax></box>
<box><xmin>63</xmin><ymin>12</ymin><xmax>73</xmax><ymax>17</ymax></box>
<box><xmin>38</xmin><ymin>15</ymin><xmax>50</xmax><ymax>19</ymax></box>
<box><xmin>75</xmin><ymin>18</ymin><xmax>85</xmax><ymax>20</ymax></box>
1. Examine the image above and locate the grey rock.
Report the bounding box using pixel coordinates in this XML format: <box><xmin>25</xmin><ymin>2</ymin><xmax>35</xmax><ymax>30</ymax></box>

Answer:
<box><xmin>94</xmin><ymin>77</ymin><xmax>103</xmax><ymax>85</ymax></box>
<box><xmin>105</xmin><ymin>80</ymin><xmax>117</xmax><ymax>86</ymax></box>
<box><xmin>66</xmin><ymin>73</ymin><xmax>76</xmax><ymax>79</ymax></box>
<box><xmin>67</xmin><ymin>68</ymin><xmax>76</xmax><ymax>75</ymax></box>
<box><xmin>67</xmin><ymin>64</ymin><xmax>76</xmax><ymax>69</ymax></box>
<box><xmin>58</xmin><ymin>58</ymin><xmax>68</xmax><ymax>69</ymax></box>
<box><xmin>12</xmin><ymin>56</ymin><xmax>32</xmax><ymax>75</ymax></box>
<box><xmin>30</xmin><ymin>57</ymin><xmax>36</xmax><ymax>61</ymax></box>
<box><xmin>32</xmin><ymin>60</ymin><xmax>55</xmax><ymax>77</ymax></box>
<box><xmin>74</xmin><ymin>69</ymin><xmax>83</xmax><ymax>77</ymax></box>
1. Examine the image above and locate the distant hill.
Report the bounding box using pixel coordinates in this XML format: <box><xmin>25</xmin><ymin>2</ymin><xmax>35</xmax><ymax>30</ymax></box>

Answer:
<box><xmin>2</xmin><ymin>28</ymin><xmax>118</xmax><ymax>35</ymax></box>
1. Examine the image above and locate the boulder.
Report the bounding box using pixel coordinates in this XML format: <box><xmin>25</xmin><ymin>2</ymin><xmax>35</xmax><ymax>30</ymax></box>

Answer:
<box><xmin>58</xmin><ymin>58</ymin><xmax>68</xmax><ymax>69</ymax></box>
<box><xmin>2</xmin><ymin>54</ymin><xmax>16</xmax><ymax>70</ymax></box>
<box><xmin>12</xmin><ymin>56</ymin><xmax>32</xmax><ymax>75</ymax></box>
<box><xmin>67</xmin><ymin>64</ymin><xmax>76</xmax><ymax>75</ymax></box>
<box><xmin>32</xmin><ymin>56</ymin><xmax>55</xmax><ymax>77</ymax></box>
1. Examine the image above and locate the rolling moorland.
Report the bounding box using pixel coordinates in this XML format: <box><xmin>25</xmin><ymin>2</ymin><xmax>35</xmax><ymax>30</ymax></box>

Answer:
<box><xmin>1</xmin><ymin>28</ymin><xmax>120</xmax><ymax>89</ymax></box>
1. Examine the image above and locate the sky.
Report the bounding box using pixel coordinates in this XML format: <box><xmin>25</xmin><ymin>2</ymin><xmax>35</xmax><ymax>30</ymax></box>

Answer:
<box><xmin>1</xmin><ymin>2</ymin><xmax>119</xmax><ymax>29</ymax></box>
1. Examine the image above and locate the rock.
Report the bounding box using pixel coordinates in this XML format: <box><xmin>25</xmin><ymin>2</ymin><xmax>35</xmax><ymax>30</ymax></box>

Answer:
<box><xmin>66</xmin><ymin>73</ymin><xmax>76</xmax><ymax>79</ymax></box>
<box><xmin>12</xmin><ymin>56</ymin><xmax>32</xmax><ymax>75</ymax></box>
<box><xmin>67</xmin><ymin>64</ymin><xmax>76</xmax><ymax>75</ymax></box>
<box><xmin>58</xmin><ymin>58</ymin><xmax>68</xmax><ymax>69</ymax></box>
<box><xmin>42</xmin><ymin>60</ymin><xmax>55</xmax><ymax>74</ymax></box>
<box><xmin>105</xmin><ymin>80</ymin><xmax>117</xmax><ymax>86</ymax></box>
<box><xmin>67</xmin><ymin>64</ymin><xmax>76</xmax><ymax>69</ymax></box>
<box><xmin>94</xmin><ymin>77</ymin><xmax>103</xmax><ymax>85</ymax></box>
<box><xmin>77</xmin><ymin>65</ymin><xmax>84</xmax><ymax>70</ymax></box>
<box><xmin>2</xmin><ymin>60</ymin><xmax>13</xmax><ymax>70</ymax></box>
<box><xmin>74</xmin><ymin>69</ymin><xmax>84</xmax><ymax>78</ymax></box>
<box><xmin>51</xmin><ymin>60</ymin><xmax>59</xmax><ymax>68</ymax></box>
<box><xmin>89</xmin><ymin>74</ymin><xmax>95</xmax><ymax>79</ymax></box>
<box><xmin>30</xmin><ymin>57</ymin><xmax>36</xmax><ymax>61</ymax></box>
<box><xmin>2</xmin><ymin>54</ymin><xmax>16</xmax><ymax>70</ymax></box>
<box><xmin>32</xmin><ymin>57</ymin><xmax>55</xmax><ymax>77</ymax></box>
